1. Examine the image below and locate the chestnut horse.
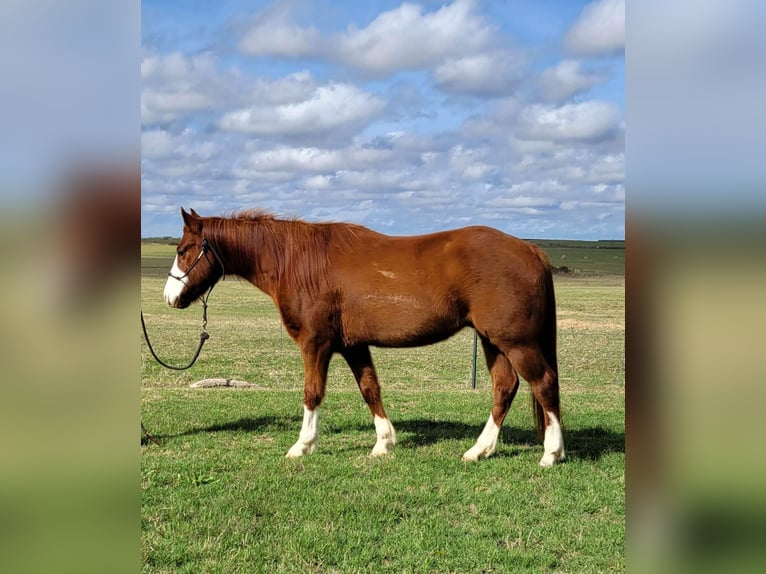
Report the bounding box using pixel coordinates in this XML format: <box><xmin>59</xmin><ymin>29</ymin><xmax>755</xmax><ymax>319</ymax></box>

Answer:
<box><xmin>164</xmin><ymin>208</ymin><xmax>565</xmax><ymax>466</ymax></box>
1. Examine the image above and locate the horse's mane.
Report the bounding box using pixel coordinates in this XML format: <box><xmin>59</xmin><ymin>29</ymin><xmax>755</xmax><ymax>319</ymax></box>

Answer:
<box><xmin>205</xmin><ymin>209</ymin><xmax>363</xmax><ymax>293</ymax></box>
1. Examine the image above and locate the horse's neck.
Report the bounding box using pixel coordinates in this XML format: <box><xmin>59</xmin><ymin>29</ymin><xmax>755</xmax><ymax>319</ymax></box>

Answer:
<box><xmin>216</xmin><ymin>219</ymin><xmax>285</xmax><ymax>295</ymax></box>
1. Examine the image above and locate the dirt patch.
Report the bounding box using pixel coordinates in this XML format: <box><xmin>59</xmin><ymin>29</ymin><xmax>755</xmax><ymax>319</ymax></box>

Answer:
<box><xmin>558</xmin><ymin>318</ymin><xmax>624</xmax><ymax>331</ymax></box>
<box><xmin>189</xmin><ymin>378</ymin><xmax>260</xmax><ymax>389</ymax></box>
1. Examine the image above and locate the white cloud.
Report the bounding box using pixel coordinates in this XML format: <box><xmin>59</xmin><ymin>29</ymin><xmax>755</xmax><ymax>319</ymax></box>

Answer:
<box><xmin>518</xmin><ymin>101</ymin><xmax>621</xmax><ymax>142</ymax></box>
<box><xmin>434</xmin><ymin>50</ymin><xmax>526</xmax><ymax>96</ymax></box>
<box><xmin>483</xmin><ymin>180</ymin><xmax>567</xmax><ymax>215</ymax></box>
<box><xmin>218</xmin><ymin>82</ymin><xmax>386</xmax><ymax>138</ymax></box>
<box><xmin>236</xmin><ymin>0</ymin><xmax>496</xmax><ymax>77</ymax></box>
<box><xmin>238</xmin><ymin>5</ymin><xmax>321</xmax><ymax>58</ymax></box>
<box><xmin>507</xmin><ymin>146</ymin><xmax>624</xmax><ymax>191</ymax></box>
<box><xmin>449</xmin><ymin>145</ymin><xmax>494</xmax><ymax>181</ymax></box>
<box><xmin>582</xmin><ymin>152</ymin><xmax>624</xmax><ymax>184</ymax></box>
<box><xmin>242</xmin><ymin>145</ymin><xmax>394</xmax><ymax>173</ymax></box>
<box><xmin>488</xmin><ymin>195</ymin><xmax>557</xmax><ymax>208</ymax></box>
<box><xmin>236</xmin><ymin>0</ymin><xmax>523</xmax><ymax>99</ymax></box>
<box><xmin>230</xmin><ymin>167</ymin><xmax>297</xmax><ymax>183</ymax></box>
<box><xmin>508</xmin><ymin>180</ymin><xmax>569</xmax><ymax>195</ymax></box>
<box><xmin>142</xmin><ymin>90</ymin><xmax>211</xmax><ymax>126</ymax></box>
<box><xmin>303</xmin><ymin>174</ymin><xmax>333</xmax><ymax>189</ymax></box>
<box><xmin>141</xmin><ymin>129</ymin><xmax>175</xmax><ymax>158</ymax></box>
<box><xmin>141</xmin><ymin>53</ymin><xmax>327</xmax><ymax>128</ymax></box>
<box><xmin>538</xmin><ymin>60</ymin><xmax>606</xmax><ymax>102</ymax></box>
<box><xmin>141</xmin><ymin>52</ymin><xmax>227</xmax><ymax>125</ymax></box>
<box><xmin>593</xmin><ymin>183</ymin><xmax>625</xmax><ymax>202</ymax></box>
<box><xmin>459</xmin><ymin>96</ymin><xmax>524</xmax><ymax>140</ymax></box>
<box><xmin>141</xmin><ymin>51</ymin><xmax>214</xmax><ymax>81</ymax></box>
<box><xmin>565</xmin><ymin>0</ymin><xmax>624</xmax><ymax>57</ymax></box>
<box><xmin>331</xmin><ymin>0</ymin><xmax>493</xmax><ymax>75</ymax></box>
<box><xmin>247</xmin><ymin>71</ymin><xmax>317</xmax><ymax>106</ymax></box>
<box><xmin>142</xmin><ymin>3</ymin><xmax>625</xmax><ymax>240</ymax></box>
<box><xmin>141</xmin><ymin>128</ymin><xmax>217</xmax><ymax>162</ymax></box>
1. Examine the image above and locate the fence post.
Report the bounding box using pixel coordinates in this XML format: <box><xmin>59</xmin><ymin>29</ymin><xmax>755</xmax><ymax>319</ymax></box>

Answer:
<box><xmin>471</xmin><ymin>329</ymin><xmax>478</xmax><ymax>389</ymax></box>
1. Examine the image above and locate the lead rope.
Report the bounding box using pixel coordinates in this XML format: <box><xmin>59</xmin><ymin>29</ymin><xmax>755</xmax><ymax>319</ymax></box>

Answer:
<box><xmin>141</xmin><ymin>239</ymin><xmax>225</xmax><ymax>444</ymax></box>
<box><xmin>140</xmin><ymin>305</ymin><xmax>210</xmax><ymax>370</ymax></box>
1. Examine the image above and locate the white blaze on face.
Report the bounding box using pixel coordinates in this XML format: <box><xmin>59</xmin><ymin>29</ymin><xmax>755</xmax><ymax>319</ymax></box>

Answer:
<box><xmin>163</xmin><ymin>256</ymin><xmax>188</xmax><ymax>307</ymax></box>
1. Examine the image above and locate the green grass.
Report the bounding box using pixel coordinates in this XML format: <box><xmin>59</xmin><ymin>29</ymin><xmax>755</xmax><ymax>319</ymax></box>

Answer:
<box><xmin>142</xmin><ymin>390</ymin><xmax>623</xmax><ymax>573</ymax></box>
<box><xmin>141</xmin><ymin>244</ymin><xmax>624</xmax><ymax>573</ymax></box>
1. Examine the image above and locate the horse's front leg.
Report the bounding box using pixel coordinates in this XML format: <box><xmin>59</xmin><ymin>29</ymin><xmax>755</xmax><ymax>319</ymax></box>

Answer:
<box><xmin>342</xmin><ymin>345</ymin><xmax>397</xmax><ymax>456</ymax></box>
<box><xmin>286</xmin><ymin>338</ymin><xmax>333</xmax><ymax>458</ymax></box>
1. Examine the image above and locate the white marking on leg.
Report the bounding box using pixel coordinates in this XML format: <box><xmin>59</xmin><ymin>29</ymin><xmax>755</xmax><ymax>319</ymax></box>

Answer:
<box><xmin>163</xmin><ymin>256</ymin><xmax>187</xmax><ymax>307</ymax></box>
<box><xmin>286</xmin><ymin>405</ymin><xmax>319</xmax><ymax>458</ymax></box>
<box><xmin>371</xmin><ymin>415</ymin><xmax>397</xmax><ymax>456</ymax></box>
<box><xmin>539</xmin><ymin>410</ymin><xmax>565</xmax><ymax>467</ymax></box>
<box><xmin>462</xmin><ymin>414</ymin><xmax>501</xmax><ymax>461</ymax></box>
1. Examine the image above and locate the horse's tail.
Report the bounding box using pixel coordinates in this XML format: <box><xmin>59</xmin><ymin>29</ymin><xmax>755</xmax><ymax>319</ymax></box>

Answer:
<box><xmin>532</xmin><ymin>247</ymin><xmax>558</xmax><ymax>440</ymax></box>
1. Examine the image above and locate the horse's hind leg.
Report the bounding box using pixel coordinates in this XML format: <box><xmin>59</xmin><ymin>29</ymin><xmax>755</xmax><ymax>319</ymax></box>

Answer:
<box><xmin>462</xmin><ymin>337</ymin><xmax>519</xmax><ymax>461</ymax></box>
<box><xmin>506</xmin><ymin>344</ymin><xmax>565</xmax><ymax>467</ymax></box>
<box><xmin>342</xmin><ymin>345</ymin><xmax>396</xmax><ymax>456</ymax></box>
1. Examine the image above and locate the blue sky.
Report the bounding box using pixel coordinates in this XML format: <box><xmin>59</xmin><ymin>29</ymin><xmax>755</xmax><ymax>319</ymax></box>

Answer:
<box><xmin>141</xmin><ymin>0</ymin><xmax>624</xmax><ymax>239</ymax></box>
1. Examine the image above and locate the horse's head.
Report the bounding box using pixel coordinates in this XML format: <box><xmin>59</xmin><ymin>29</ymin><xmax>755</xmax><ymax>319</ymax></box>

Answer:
<box><xmin>163</xmin><ymin>208</ymin><xmax>224</xmax><ymax>308</ymax></box>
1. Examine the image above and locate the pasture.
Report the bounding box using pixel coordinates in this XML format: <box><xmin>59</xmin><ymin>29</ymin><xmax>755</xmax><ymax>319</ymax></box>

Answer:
<box><xmin>141</xmin><ymin>241</ymin><xmax>624</xmax><ymax>572</ymax></box>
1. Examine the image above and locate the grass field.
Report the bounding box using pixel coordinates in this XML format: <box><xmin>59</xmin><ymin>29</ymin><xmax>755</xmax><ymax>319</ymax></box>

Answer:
<box><xmin>141</xmin><ymin>242</ymin><xmax>624</xmax><ymax>572</ymax></box>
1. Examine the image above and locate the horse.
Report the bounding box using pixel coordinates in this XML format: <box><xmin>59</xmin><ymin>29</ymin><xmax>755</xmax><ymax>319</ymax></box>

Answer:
<box><xmin>163</xmin><ymin>208</ymin><xmax>565</xmax><ymax>466</ymax></box>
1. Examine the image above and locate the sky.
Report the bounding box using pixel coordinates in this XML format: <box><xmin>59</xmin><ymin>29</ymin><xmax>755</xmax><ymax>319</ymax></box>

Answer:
<box><xmin>141</xmin><ymin>0</ymin><xmax>624</xmax><ymax>240</ymax></box>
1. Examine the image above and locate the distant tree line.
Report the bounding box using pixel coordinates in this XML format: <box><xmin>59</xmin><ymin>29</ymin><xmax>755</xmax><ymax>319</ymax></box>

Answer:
<box><xmin>142</xmin><ymin>237</ymin><xmax>179</xmax><ymax>245</ymax></box>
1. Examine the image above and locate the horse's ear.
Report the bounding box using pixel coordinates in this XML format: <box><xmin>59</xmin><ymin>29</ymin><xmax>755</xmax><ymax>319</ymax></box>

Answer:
<box><xmin>189</xmin><ymin>208</ymin><xmax>200</xmax><ymax>217</ymax></box>
<box><xmin>181</xmin><ymin>207</ymin><xmax>202</xmax><ymax>232</ymax></box>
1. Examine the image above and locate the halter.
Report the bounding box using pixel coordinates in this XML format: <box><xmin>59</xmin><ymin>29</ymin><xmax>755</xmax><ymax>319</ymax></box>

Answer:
<box><xmin>141</xmin><ymin>238</ymin><xmax>226</xmax><ymax>371</ymax></box>
<box><xmin>167</xmin><ymin>238</ymin><xmax>225</xmax><ymax>283</ymax></box>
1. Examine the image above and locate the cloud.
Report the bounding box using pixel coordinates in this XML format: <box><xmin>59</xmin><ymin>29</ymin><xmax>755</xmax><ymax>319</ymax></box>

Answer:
<box><xmin>434</xmin><ymin>50</ymin><xmax>527</xmax><ymax>96</ymax></box>
<box><xmin>483</xmin><ymin>180</ymin><xmax>567</xmax><ymax>215</ymax></box>
<box><xmin>141</xmin><ymin>128</ymin><xmax>218</xmax><ymax>162</ymax></box>
<box><xmin>565</xmin><ymin>0</ymin><xmax>624</xmax><ymax>57</ymax></box>
<box><xmin>141</xmin><ymin>129</ymin><xmax>175</xmax><ymax>158</ymax></box>
<box><xmin>583</xmin><ymin>152</ymin><xmax>625</xmax><ymax>185</ymax></box>
<box><xmin>141</xmin><ymin>51</ymin><xmax>236</xmax><ymax>125</ymax></box>
<box><xmin>218</xmin><ymin>82</ymin><xmax>386</xmax><ymax>139</ymax></box>
<box><xmin>247</xmin><ymin>71</ymin><xmax>317</xmax><ymax>106</ymax></box>
<box><xmin>332</xmin><ymin>0</ymin><xmax>493</xmax><ymax>75</ymax></box>
<box><xmin>141</xmin><ymin>53</ymin><xmax>322</xmax><ymax>129</ymax></box>
<box><xmin>229</xmin><ymin>134</ymin><xmax>449</xmax><ymax>197</ymax></box>
<box><xmin>487</xmin><ymin>194</ymin><xmax>558</xmax><ymax>209</ymax></box>
<box><xmin>240</xmin><ymin>144</ymin><xmax>394</xmax><ymax>173</ymax></box>
<box><xmin>238</xmin><ymin>3</ymin><xmax>321</xmax><ymax>58</ymax></box>
<box><xmin>235</xmin><ymin>0</ymin><xmax>524</xmax><ymax>98</ymax></box>
<box><xmin>518</xmin><ymin>100</ymin><xmax>621</xmax><ymax>143</ymax></box>
<box><xmin>448</xmin><ymin>145</ymin><xmax>494</xmax><ymax>181</ymax></box>
<box><xmin>142</xmin><ymin>2</ymin><xmax>624</xmax><ymax>240</ymax></box>
<box><xmin>538</xmin><ymin>60</ymin><xmax>606</xmax><ymax>102</ymax></box>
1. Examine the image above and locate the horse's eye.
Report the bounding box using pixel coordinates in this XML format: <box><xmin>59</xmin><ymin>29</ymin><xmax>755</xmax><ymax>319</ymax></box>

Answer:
<box><xmin>177</xmin><ymin>247</ymin><xmax>187</xmax><ymax>256</ymax></box>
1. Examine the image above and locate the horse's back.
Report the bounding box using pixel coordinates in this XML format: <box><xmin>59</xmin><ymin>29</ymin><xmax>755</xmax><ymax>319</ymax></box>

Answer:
<box><xmin>330</xmin><ymin>224</ymin><xmax>551</xmax><ymax>347</ymax></box>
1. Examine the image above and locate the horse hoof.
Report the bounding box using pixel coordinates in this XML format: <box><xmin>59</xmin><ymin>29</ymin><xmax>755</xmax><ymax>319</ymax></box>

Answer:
<box><xmin>371</xmin><ymin>441</ymin><xmax>394</xmax><ymax>456</ymax></box>
<box><xmin>539</xmin><ymin>451</ymin><xmax>564</xmax><ymax>467</ymax></box>
<box><xmin>462</xmin><ymin>445</ymin><xmax>495</xmax><ymax>462</ymax></box>
<box><xmin>461</xmin><ymin>448</ymin><xmax>482</xmax><ymax>462</ymax></box>
<box><xmin>286</xmin><ymin>442</ymin><xmax>315</xmax><ymax>458</ymax></box>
